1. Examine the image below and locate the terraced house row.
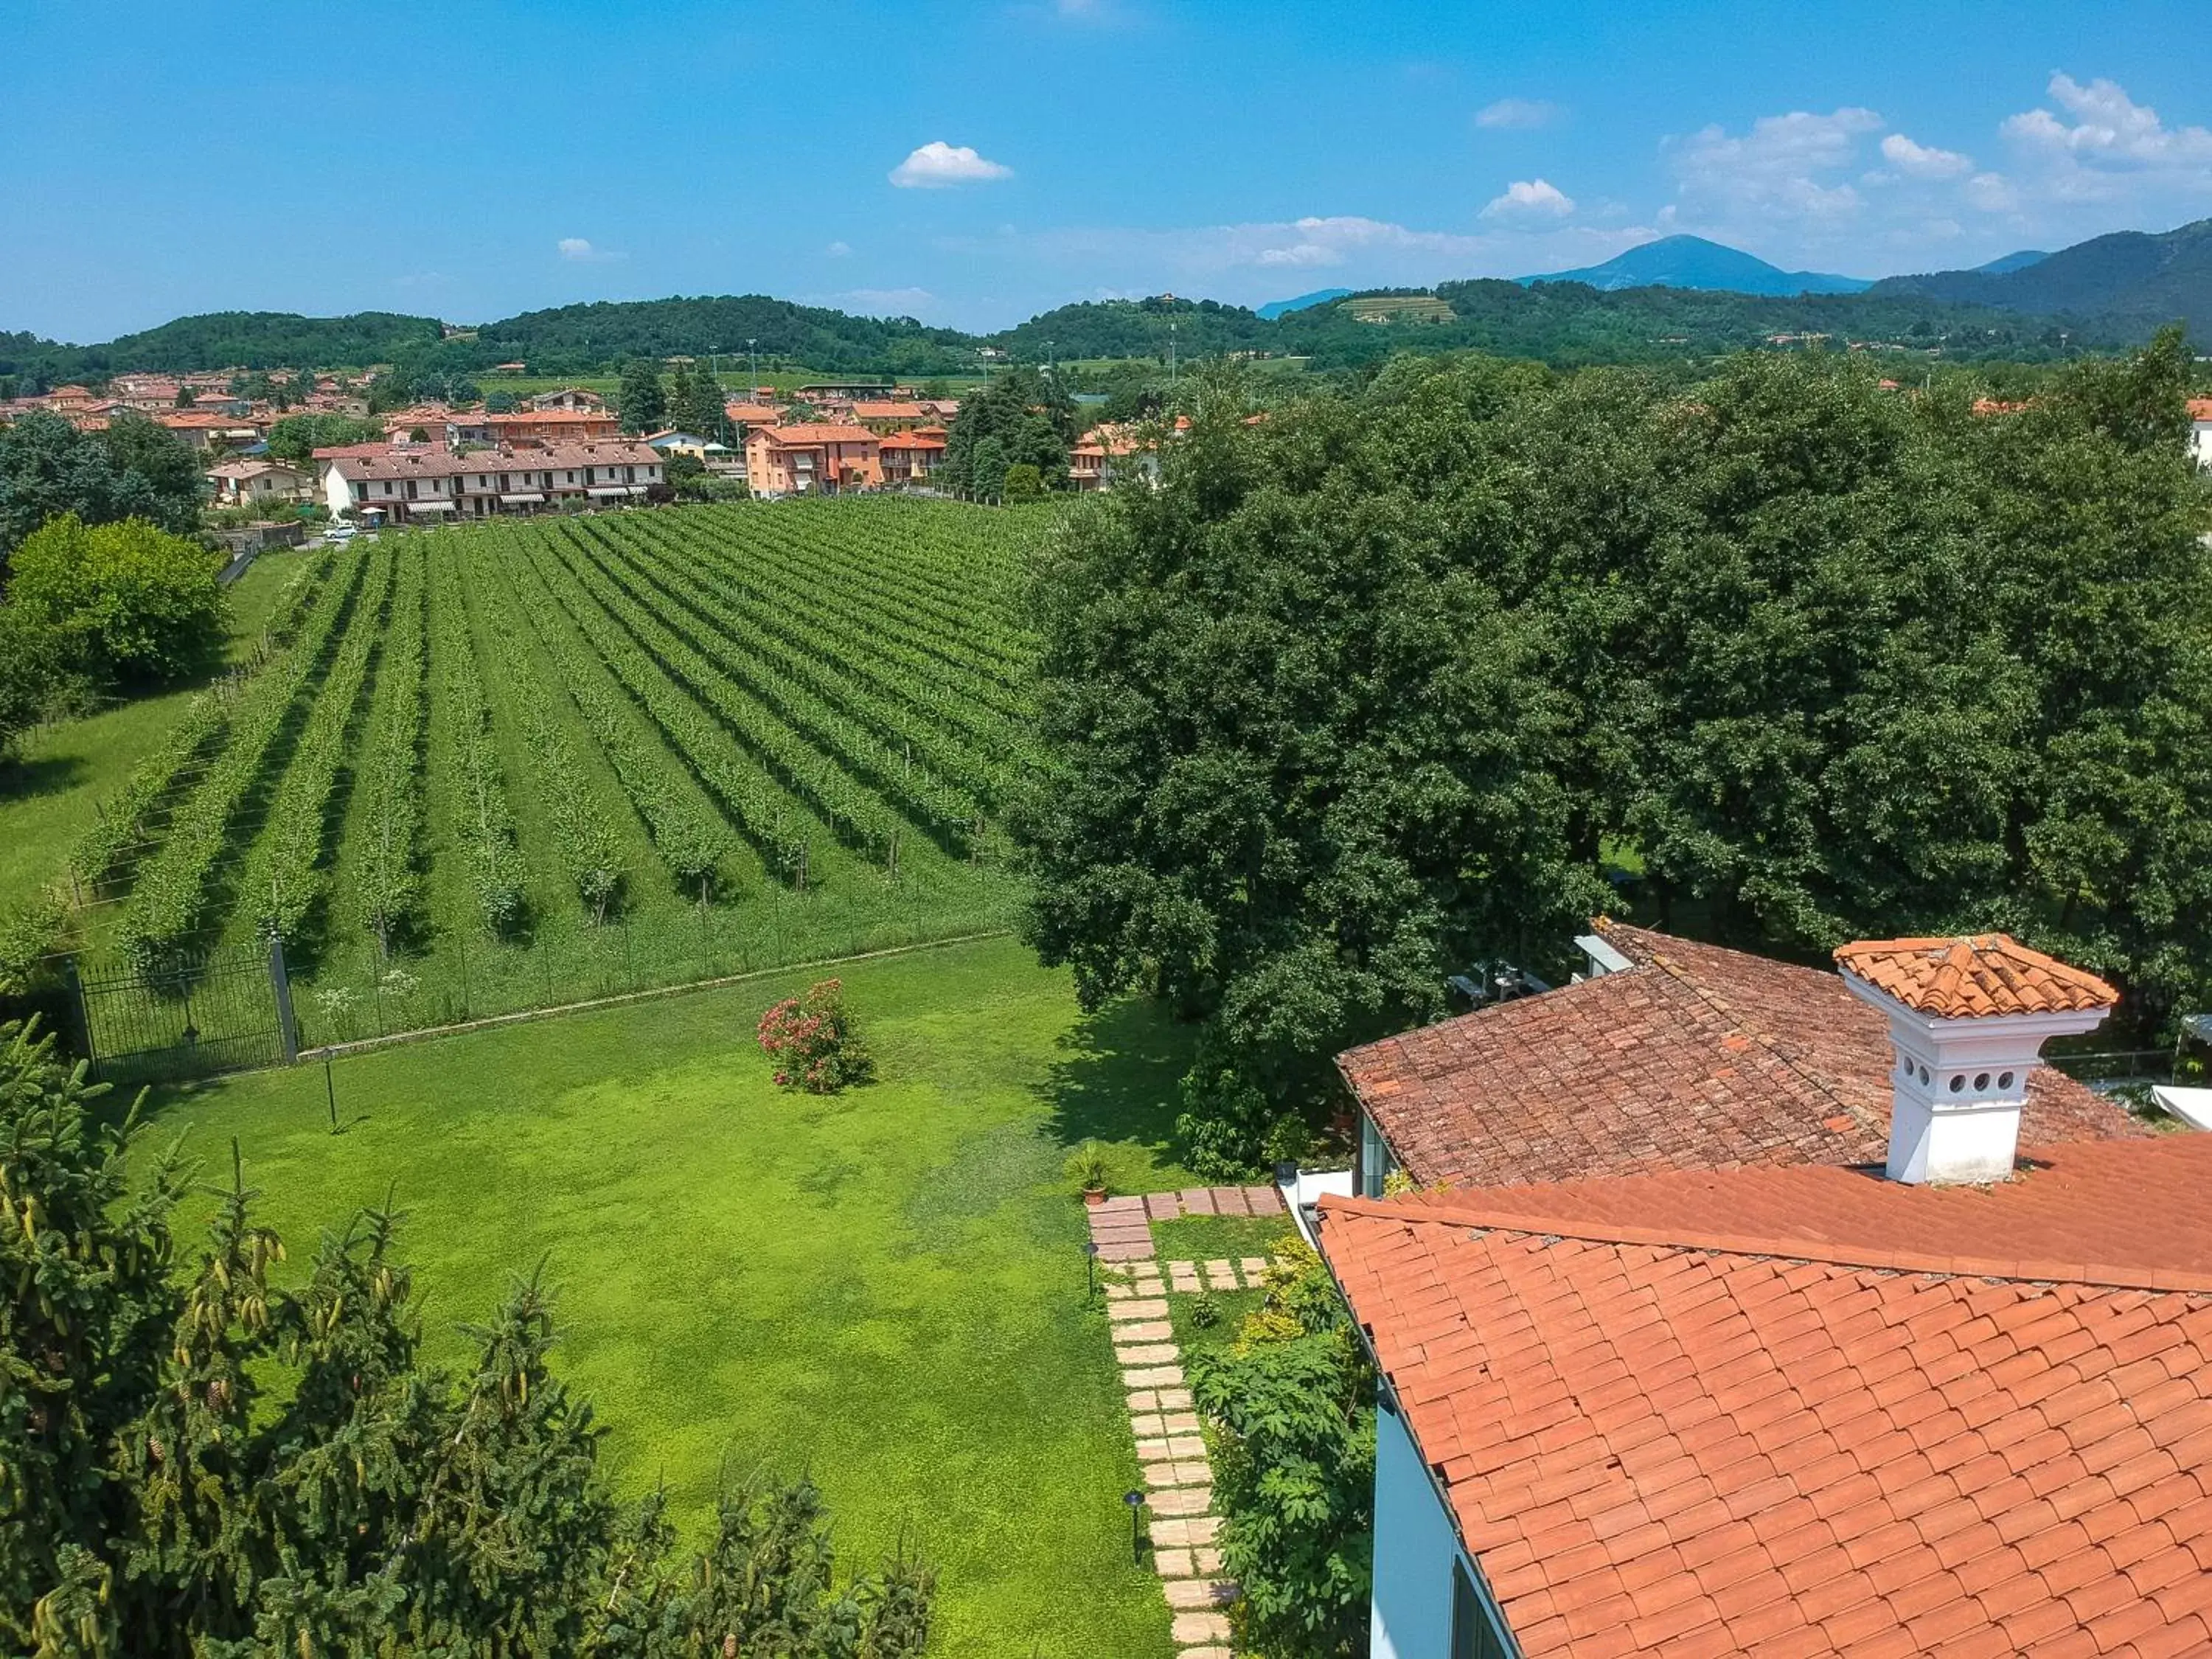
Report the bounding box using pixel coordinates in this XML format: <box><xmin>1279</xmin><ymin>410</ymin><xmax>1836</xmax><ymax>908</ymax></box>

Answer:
<box><xmin>320</xmin><ymin>440</ymin><xmax>667</xmax><ymax>521</ymax></box>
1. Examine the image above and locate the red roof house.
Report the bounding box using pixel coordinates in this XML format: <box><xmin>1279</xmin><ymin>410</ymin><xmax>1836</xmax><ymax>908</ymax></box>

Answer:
<box><xmin>1312</xmin><ymin>928</ymin><xmax>2212</xmax><ymax>1658</ymax></box>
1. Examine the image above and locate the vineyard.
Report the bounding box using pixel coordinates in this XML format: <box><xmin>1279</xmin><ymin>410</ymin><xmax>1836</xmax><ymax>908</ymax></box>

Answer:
<box><xmin>66</xmin><ymin>499</ymin><xmax>1043</xmax><ymax>1052</ymax></box>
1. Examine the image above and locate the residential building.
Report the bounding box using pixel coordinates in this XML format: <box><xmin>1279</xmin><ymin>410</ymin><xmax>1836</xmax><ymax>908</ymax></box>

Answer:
<box><xmin>644</xmin><ymin>429</ymin><xmax>740</xmax><ymax>476</ymax></box>
<box><xmin>486</xmin><ymin>408</ymin><xmax>621</xmax><ymax>445</ymax></box>
<box><xmin>155</xmin><ymin>411</ymin><xmax>261</xmax><ymax>453</ymax></box>
<box><xmin>529</xmin><ymin>386</ymin><xmax>608</xmax><ymax>412</ymax></box>
<box><xmin>2190</xmin><ymin>396</ymin><xmax>2211</xmax><ymax>467</ymax></box>
<box><xmin>1336</xmin><ymin>920</ymin><xmax>2138</xmax><ymax>1200</ymax></box>
<box><xmin>850</xmin><ymin>399</ymin><xmax>932</xmax><ymax>434</ymax></box>
<box><xmin>1070</xmin><ymin>423</ymin><xmax>1159</xmax><ymax>491</ymax></box>
<box><xmin>742</xmin><ymin>423</ymin><xmax>882</xmax><ymax>494</ymax></box>
<box><xmin>206</xmin><ymin>458</ymin><xmax>311</xmax><ymax>506</ymax></box>
<box><xmin>192</xmin><ymin>391</ymin><xmax>250</xmax><ymax>417</ymax></box>
<box><xmin>877</xmin><ymin>426</ymin><xmax>946</xmax><ymax>487</ymax></box>
<box><xmin>1320</xmin><ymin>930</ymin><xmax>2212</xmax><ymax>1659</ymax></box>
<box><xmin>322</xmin><ymin>441</ymin><xmax>664</xmax><ymax>522</ymax></box>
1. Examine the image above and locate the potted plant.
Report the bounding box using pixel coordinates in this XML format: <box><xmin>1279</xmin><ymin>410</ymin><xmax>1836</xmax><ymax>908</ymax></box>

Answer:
<box><xmin>1065</xmin><ymin>1141</ymin><xmax>1111</xmax><ymax>1206</ymax></box>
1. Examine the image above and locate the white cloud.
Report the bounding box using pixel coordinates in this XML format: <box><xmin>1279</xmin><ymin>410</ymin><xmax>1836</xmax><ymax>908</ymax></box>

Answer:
<box><xmin>1965</xmin><ymin>171</ymin><xmax>2020</xmax><ymax>212</ymax></box>
<box><xmin>1667</xmin><ymin>107</ymin><xmax>1883</xmax><ymax>225</ymax></box>
<box><xmin>1880</xmin><ymin>132</ymin><xmax>1973</xmax><ymax>179</ymax></box>
<box><xmin>2004</xmin><ymin>73</ymin><xmax>2212</xmax><ymax>171</ymax></box>
<box><xmin>557</xmin><ymin>237</ymin><xmax>623</xmax><ymax>262</ymax></box>
<box><xmin>824</xmin><ymin>240</ymin><xmax>852</xmax><ymax>257</ymax></box>
<box><xmin>889</xmin><ymin>142</ymin><xmax>1014</xmax><ymax>189</ymax></box>
<box><xmin>1475</xmin><ymin>97</ymin><xmax>1562</xmax><ymax>131</ymax></box>
<box><xmin>1481</xmin><ymin>178</ymin><xmax>1576</xmax><ymax>221</ymax></box>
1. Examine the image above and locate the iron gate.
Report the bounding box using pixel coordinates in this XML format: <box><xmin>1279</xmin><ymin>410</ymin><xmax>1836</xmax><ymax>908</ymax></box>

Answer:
<box><xmin>74</xmin><ymin>939</ymin><xmax>297</xmax><ymax>1086</ymax></box>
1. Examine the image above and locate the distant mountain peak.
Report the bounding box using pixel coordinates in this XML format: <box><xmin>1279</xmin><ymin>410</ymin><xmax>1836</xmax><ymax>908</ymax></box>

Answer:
<box><xmin>1255</xmin><ymin>288</ymin><xmax>1353</xmax><ymax>321</ymax></box>
<box><xmin>1518</xmin><ymin>234</ymin><xmax>1871</xmax><ymax>297</ymax></box>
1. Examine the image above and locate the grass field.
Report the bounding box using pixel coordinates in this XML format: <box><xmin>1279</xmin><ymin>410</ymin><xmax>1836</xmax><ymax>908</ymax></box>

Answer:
<box><xmin>0</xmin><ymin>547</ymin><xmax>313</xmax><ymax>918</ymax></box>
<box><xmin>147</xmin><ymin>936</ymin><xmax>1199</xmax><ymax>1657</ymax></box>
<box><xmin>53</xmin><ymin>499</ymin><xmax>1046</xmax><ymax>1063</ymax></box>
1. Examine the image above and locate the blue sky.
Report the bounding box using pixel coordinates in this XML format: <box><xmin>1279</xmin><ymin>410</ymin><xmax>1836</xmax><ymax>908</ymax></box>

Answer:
<box><xmin>5</xmin><ymin>0</ymin><xmax>2211</xmax><ymax>340</ymax></box>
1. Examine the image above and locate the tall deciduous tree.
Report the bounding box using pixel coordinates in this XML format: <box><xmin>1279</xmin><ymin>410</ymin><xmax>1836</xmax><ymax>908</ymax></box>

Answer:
<box><xmin>618</xmin><ymin>359</ymin><xmax>667</xmax><ymax>435</ymax></box>
<box><xmin>0</xmin><ymin>412</ymin><xmax>201</xmax><ymax>563</ymax></box>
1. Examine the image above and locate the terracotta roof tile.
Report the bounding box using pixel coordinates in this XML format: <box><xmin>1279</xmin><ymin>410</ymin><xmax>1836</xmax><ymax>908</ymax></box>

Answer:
<box><xmin>1339</xmin><ymin>922</ymin><xmax>2139</xmax><ymax>1188</ymax></box>
<box><xmin>1834</xmin><ymin>933</ymin><xmax>2120</xmax><ymax>1018</ymax></box>
<box><xmin>1320</xmin><ymin>1135</ymin><xmax>2212</xmax><ymax>1659</ymax></box>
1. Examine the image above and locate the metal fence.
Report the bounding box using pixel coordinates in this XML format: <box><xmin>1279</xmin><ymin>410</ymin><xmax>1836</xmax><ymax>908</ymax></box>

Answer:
<box><xmin>74</xmin><ymin>939</ymin><xmax>295</xmax><ymax>1086</ymax></box>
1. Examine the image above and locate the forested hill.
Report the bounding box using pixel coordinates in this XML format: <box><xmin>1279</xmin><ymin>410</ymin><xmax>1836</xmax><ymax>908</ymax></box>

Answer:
<box><xmin>3</xmin><ymin>255</ymin><xmax>2191</xmax><ymax>384</ymax></box>
<box><xmin>0</xmin><ymin>311</ymin><xmax>445</xmax><ymax>378</ymax></box>
<box><xmin>1001</xmin><ymin>282</ymin><xmax>2107</xmax><ymax>366</ymax></box>
<box><xmin>473</xmin><ymin>294</ymin><xmax>973</xmax><ymax>378</ymax></box>
<box><xmin>1869</xmin><ymin>216</ymin><xmax>2212</xmax><ymax>338</ymax></box>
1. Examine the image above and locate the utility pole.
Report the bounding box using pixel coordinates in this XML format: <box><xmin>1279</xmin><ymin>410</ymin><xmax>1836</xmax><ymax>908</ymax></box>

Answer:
<box><xmin>1168</xmin><ymin>320</ymin><xmax>1177</xmax><ymax>386</ymax></box>
<box><xmin>748</xmin><ymin>338</ymin><xmax>758</xmax><ymax>390</ymax></box>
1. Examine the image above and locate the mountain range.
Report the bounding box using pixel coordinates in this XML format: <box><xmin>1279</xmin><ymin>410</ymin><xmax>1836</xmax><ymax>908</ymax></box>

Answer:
<box><xmin>5</xmin><ymin>220</ymin><xmax>2205</xmax><ymax>385</ymax></box>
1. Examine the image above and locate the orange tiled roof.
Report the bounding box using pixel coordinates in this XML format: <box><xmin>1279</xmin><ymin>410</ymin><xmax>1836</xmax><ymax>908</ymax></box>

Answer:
<box><xmin>1338</xmin><ymin>922</ymin><xmax>2139</xmax><ymax>1189</ymax></box>
<box><xmin>877</xmin><ymin>428</ymin><xmax>947</xmax><ymax>451</ymax></box>
<box><xmin>1318</xmin><ymin>1134</ymin><xmax>2212</xmax><ymax>1659</ymax></box>
<box><xmin>751</xmin><ymin>423</ymin><xmax>878</xmax><ymax>445</ymax></box>
<box><xmin>2188</xmin><ymin>397</ymin><xmax>2212</xmax><ymax>420</ymax></box>
<box><xmin>1834</xmin><ymin>933</ymin><xmax>2119</xmax><ymax>1019</ymax></box>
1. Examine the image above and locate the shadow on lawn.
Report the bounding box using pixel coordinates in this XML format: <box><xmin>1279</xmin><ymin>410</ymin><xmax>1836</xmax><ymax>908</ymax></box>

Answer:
<box><xmin>1036</xmin><ymin>995</ymin><xmax>1200</xmax><ymax>1158</ymax></box>
<box><xmin>0</xmin><ymin>750</ymin><xmax>89</xmax><ymax>807</ymax></box>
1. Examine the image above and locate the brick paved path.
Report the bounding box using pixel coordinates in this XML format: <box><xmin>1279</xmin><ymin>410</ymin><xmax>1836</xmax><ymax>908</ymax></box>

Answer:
<box><xmin>1092</xmin><ymin>1182</ymin><xmax>1294</xmax><ymax>1655</ymax></box>
<box><xmin>1086</xmin><ymin>1183</ymin><xmax>1284</xmax><ymax>1262</ymax></box>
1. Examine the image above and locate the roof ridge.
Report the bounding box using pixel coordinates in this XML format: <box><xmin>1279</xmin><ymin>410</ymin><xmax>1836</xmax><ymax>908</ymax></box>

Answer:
<box><xmin>1318</xmin><ymin>1194</ymin><xmax>2212</xmax><ymax>1295</ymax></box>
<box><xmin>1641</xmin><ymin>946</ymin><xmax>1884</xmax><ymax>1138</ymax></box>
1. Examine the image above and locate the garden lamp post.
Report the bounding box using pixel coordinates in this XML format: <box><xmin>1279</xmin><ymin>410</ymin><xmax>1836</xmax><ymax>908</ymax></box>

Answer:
<box><xmin>1083</xmin><ymin>1239</ymin><xmax>1100</xmax><ymax>1304</ymax></box>
<box><xmin>1124</xmin><ymin>1489</ymin><xmax>1147</xmax><ymax>1563</ymax></box>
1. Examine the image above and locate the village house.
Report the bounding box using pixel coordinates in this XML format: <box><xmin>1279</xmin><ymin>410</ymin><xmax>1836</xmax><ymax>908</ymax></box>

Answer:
<box><xmin>486</xmin><ymin>407</ymin><xmax>621</xmax><ymax>445</ymax></box>
<box><xmin>877</xmin><ymin>426</ymin><xmax>947</xmax><ymax>487</ymax></box>
<box><xmin>529</xmin><ymin>386</ymin><xmax>608</xmax><ymax>413</ymax></box>
<box><xmin>1069</xmin><ymin>423</ymin><xmax>1159</xmax><ymax>491</ymax></box>
<box><xmin>206</xmin><ymin>458</ymin><xmax>311</xmax><ymax>507</ymax></box>
<box><xmin>742</xmin><ymin>422</ymin><xmax>882</xmax><ymax>495</ymax></box>
<box><xmin>2190</xmin><ymin>395</ymin><xmax>2211</xmax><ymax>468</ymax></box>
<box><xmin>849</xmin><ymin>399</ymin><xmax>932</xmax><ymax>434</ymax></box>
<box><xmin>322</xmin><ymin>440</ymin><xmax>664</xmax><ymax>523</ymax></box>
<box><xmin>155</xmin><ymin>410</ymin><xmax>261</xmax><ymax>453</ymax></box>
<box><xmin>1317</xmin><ymin>927</ymin><xmax>2212</xmax><ymax>1658</ymax></box>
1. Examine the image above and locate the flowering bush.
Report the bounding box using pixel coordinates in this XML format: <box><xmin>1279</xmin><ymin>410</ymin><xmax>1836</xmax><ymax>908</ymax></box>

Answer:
<box><xmin>756</xmin><ymin>978</ymin><xmax>874</xmax><ymax>1093</ymax></box>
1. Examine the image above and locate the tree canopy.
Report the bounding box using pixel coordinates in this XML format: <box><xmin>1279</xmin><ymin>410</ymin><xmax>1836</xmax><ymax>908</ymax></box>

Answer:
<box><xmin>5</xmin><ymin>514</ymin><xmax>229</xmax><ymax>687</ymax></box>
<box><xmin>0</xmin><ymin>413</ymin><xmax>203</xmax><ymax>563</ymax></box>
<box><xmin>1018</xmin><ymin>335</ymin><xmax>2212</xmax><ymax>1171</ymax></box>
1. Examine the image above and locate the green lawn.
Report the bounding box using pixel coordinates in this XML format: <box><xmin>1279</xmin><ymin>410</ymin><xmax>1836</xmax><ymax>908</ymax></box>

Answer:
<box><xmin>143</xmin><ymin>936</ymin><xmax>1200</xmax><ymax>1657</ymax></box>
<box><xmin>0</xmin><ymin>548</ymin><xmax>312</xmax><ymax>916</ymax></box>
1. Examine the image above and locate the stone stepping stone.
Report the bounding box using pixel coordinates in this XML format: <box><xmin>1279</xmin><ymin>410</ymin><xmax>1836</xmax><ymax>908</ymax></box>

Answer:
<box><xmin>1134</xmin><ymin>1438</ymin><xmax>1176</xmax><ymax>1463</ymax></box>
<box><xmin>1167</xmin><ymin>1262</ymin><xmax>1202</xmax><ymax>1292</ymax></box>
<box><xmin>1143</xmin><ymin>1192</ymin><xmax>1183</xmax><ymax>1220</ymax></box>
<box><xmin>1243</xmin><ymin>1184</ymin><xmax>1283</xmax><ymax>1214</ymax></box>
<box><xmin>1201</xmin><ymin>1259</ymin><xmax>1237</xmax><ymax>1290</ymax></box>
<box><xmin>1111</xmin><ymin>1320</ymin><xmax>1173</xmax><ymax>1343</ymax></box>
<box><xmin>1153</xmin><ymin>1546</ymin><xmax>1197</xmax><ymax>1579</ymax></box>
<box><xmin>1163</xmin><ymin>1579</ymin><xmax>1237</xmax><ymax>1610</ymax></box>
<box><xmin>1180</xmin><ymin>1648</ymin><xmax>1231</xmax><ymax>1659</ymax></box>
<box><xmin>1114</xmin><ymin>1341</ymin><xmax>1179</xmax><ymax>1367</ymax></box>
<box><xmin>1147</xmin><ymin>1485</ymin><xmax>1212</xmax><ymax>1515</ymax></box>
<box><xmin>1096</xmin><ymin>1238</ymin><xmax>1156</xmax><ymax>1262</ymax></box>
<box><xmin>1123</xmin><ymin>1364</ymin><xmax>1184</xmax><ymax>1389</ymax></box>
<box><xmin>1239</xmin><ymin>1256</ymin><xmax>1270</xmax><ymax>1281</ymax></box>
<box><xmin>1130</xmin><ymin>1412</ymin><xmax>1169</xmax><ymax>1439</ymax></box>
<box><xmin>1155</xmin><ymin>1387</ymin><xmax>1193</xmax><ymax>1411</ymax></box>
<box><xmin>1161</xmin><ymin>1411</ymin><xmax>1201</xmax><ymax>1434</ymax></box>
<box><xmin>1150</xmin><ymin>1515</ymin><xmax>1220</xmax><ymax>1546</ymax></box>
<box><xmin>1177</xmin><ymin>1186</ymin><xmax>1217</xmax><ymax>1215</ymax></box>
<box><xmin>1107</xmin><ymin>1297</ymin><xmax>1170</xmax><ymax>1321</ymax></box>
<box><xmin>1164</xmin><ymin>1434</ymin><xmax>1206</xmax><ymax>1458</ymax></box>
<box><xmin>1141</xmin><ymin>1460</ymin><xmax>1211</xmax><ymax>1489</ymax></box>
<box><xmin>1192</xmin><ymin>1546</ymin><xmax>1222</xmax><ymax>1574</ymax></box>
<box><xmin>1171</xmin><ymin>1610</ymin><xmax>1230</xmax><ymax>1644</ymax></box>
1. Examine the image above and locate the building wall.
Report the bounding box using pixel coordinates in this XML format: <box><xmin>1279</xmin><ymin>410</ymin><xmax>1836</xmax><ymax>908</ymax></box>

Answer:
<box><xmin>1372</xmin><ymin>1405</ymin><xmax>1466</xmax><ymax>1659</ymax></box>
<box><xmin>2192</xmin><ymin>420</ymin><xmax>2211</xmax><ymax>469</ymax></box>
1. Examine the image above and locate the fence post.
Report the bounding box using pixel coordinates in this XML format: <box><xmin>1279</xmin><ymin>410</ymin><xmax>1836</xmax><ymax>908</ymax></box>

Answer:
<box><xmin>268</xmin><ymin>934</ymin><xmax>300</xmax><ymax>1065</ymax></box>
<box><xmin>66</xmin><ymin>956</ymin><xmax>99</xmax><ymax>1078</ymax></box>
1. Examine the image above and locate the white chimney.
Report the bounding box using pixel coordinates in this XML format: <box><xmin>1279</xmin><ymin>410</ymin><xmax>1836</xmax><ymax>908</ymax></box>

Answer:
<box><xmin>1834</xmin><ymin>935</ymin><xmax>2118</xmax><ymax>1185</ymax></box>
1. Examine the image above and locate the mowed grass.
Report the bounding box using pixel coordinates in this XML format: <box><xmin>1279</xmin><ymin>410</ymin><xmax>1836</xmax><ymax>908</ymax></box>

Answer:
<box><xmin>144</xmin><ymin>936</ymin><xmax>1200</xmax><ymax>1658</ymax></box>
<box><xmin>0</xmin><ymin>549</ymin><xmax>312</xmax><ymax>916</ymax></box>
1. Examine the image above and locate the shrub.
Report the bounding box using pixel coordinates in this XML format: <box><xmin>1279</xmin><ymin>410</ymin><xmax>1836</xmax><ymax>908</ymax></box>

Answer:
<box><xmin>1064</xmin><ymin>1139</ymin><xmax>1110</xmax><ymax>1193</ymax></box>
<box><xmin>6</xmin><ymin>512</ymin><xmax>229</xmax><ymax>686</ymax></box>
<box><xmin>757</xmin><ymin>976</ymin><xmax>874</xmax><ymax>1093</ymax></box>
<box><xmin>1001</xmin><ymin>462</ymin><xmax>1044</xmax><ymax>501</ymax></box>
<box><xmin>1190</xmin><ymin>1242</ymin><xmax>1374</xmax><ymax>1658</ymax></box>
